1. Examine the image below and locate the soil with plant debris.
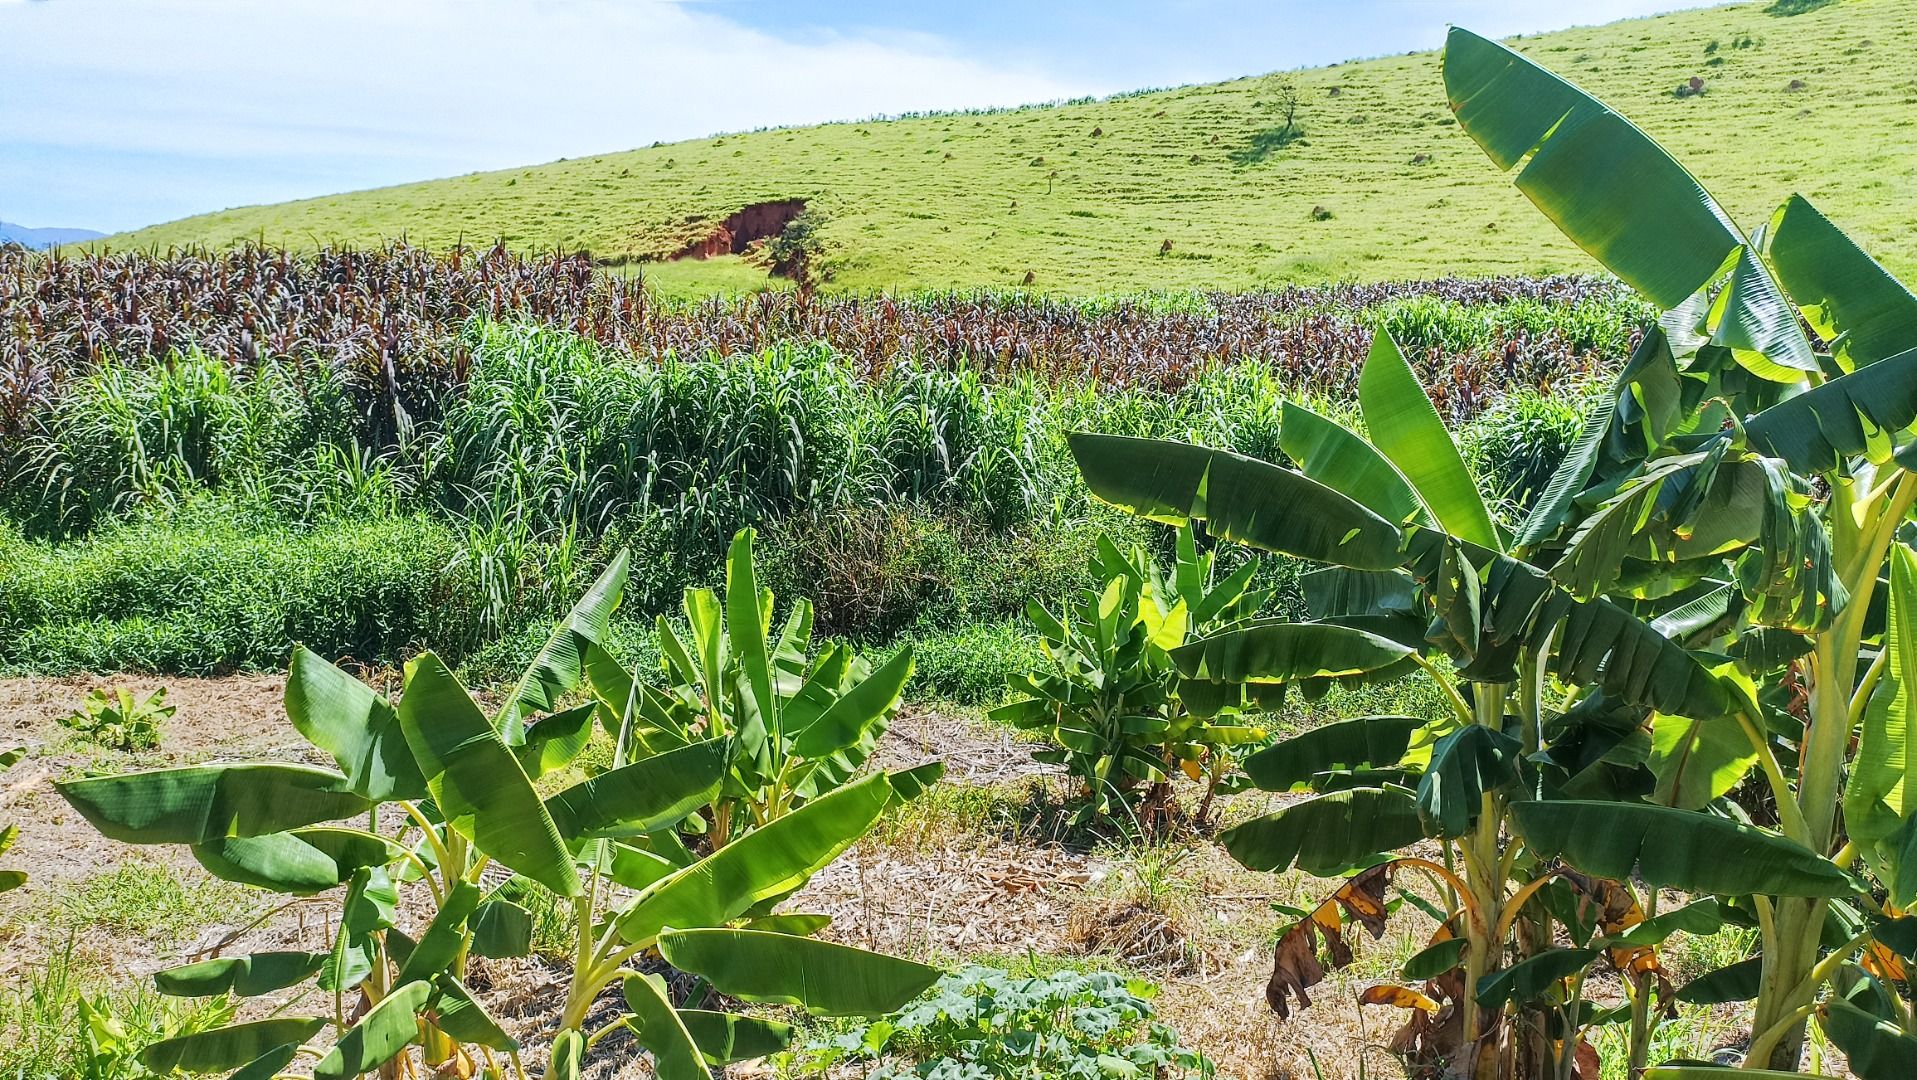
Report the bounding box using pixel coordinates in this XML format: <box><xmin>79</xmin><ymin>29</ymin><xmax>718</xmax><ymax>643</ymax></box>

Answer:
<box><xmin>0</xmin><ymin>676</ymin><xmax>1774</xmax><ymax>1080</ymax></box>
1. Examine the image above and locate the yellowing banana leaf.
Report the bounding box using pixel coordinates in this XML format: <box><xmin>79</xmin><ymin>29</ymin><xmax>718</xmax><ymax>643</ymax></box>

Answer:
<box><xmin>1444</xmin><ymin>27</ymin><xmax>1813</xmax><ymax>376</ymax></box>
<box><xmin>658</xmin><ymin>928</ymin><xmax>940</xmax><ymax>1016</ymax></box>
<box><xmin>397</xmin><ymin>653</ymin><xmax>578</xmax><ymax>896</ymax></box>
<box><xmin>1511</xmin><ymin>801</ymin><xmax>1852</xmax><ymax>897</ymax></box>
<box><xmin>621</xmin><ymin>974</ymin><xmax>708</xmax><ymax>1080</ymax></box>
<box><xmin>1763</xmin><ymin>194</ymin><xmax>1917</xmax><ymax>372</ymax></box>
<box><xmin>313</xmin><ymin>980</ymin><xmax>432</xmax><ymax>1080</ymax></box>
<box><xmin>286</xmin><ymin>647</ymin><xmax>425</xmax><ymax>802</ymax></box>
<box><xmin>616</xmin><ymin>773</ymin><xmax>892</xmax><ymax>943</ymax></box>
<box><xmin>1067</xmin><ymin>433</ymin><xmax>1405</xmax><ymax>570</ymax></box>
<box><xmin>153</xmin><ymin>952</ymin><xmax>325</xmax><ymax>998</ymax></box>
<box><xmin>1358</xmin><ymin>332</ymin><xmax>1500</xmax><ymax>549</ymax></box>
<box><xmin>1219</xmin><ymin>787</ymin><xmax>1425</xmax><ymax>876</ymax></box>
<box><xmin>56</xmin><ymin>763</ymin><xmax>369</xmax><ymax>845</ymax></box>
<box><xmin>191</xmin><ymin>826</ymin><xmax>403</xmax><ymax>894</ymax></box>
<box><xmin>139</xmin><ymin>1017</ymin><xmax>326</xmax><ymax>1074</ymax></box>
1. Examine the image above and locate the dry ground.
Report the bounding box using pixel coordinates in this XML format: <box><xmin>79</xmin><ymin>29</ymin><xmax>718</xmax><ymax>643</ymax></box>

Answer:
<box><xmin>0</xmin><ymin>675</ymin><xmax>1779</xmax><ymax>1080</ymax></box>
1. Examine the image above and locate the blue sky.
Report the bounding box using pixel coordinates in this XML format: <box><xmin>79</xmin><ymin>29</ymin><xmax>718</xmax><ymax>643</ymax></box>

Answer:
<box><xmin>0</xmin><ymin>0</ymin><xmax>1714</xmax><ymax>234</ymax></box>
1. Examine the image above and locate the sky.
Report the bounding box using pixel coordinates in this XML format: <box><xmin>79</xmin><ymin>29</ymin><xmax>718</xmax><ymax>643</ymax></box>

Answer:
<box><xmin>0</xmin><ymin>0</ymin><xmax>1716</xmax><ymax>235</ymax></box>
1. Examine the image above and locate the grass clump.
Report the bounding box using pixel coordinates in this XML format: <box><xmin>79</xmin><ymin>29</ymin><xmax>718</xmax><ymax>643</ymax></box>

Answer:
<box><xmin>0</xmin><ymin>502</ymin><xmax>479</xmax><ymax>675</ymax></box>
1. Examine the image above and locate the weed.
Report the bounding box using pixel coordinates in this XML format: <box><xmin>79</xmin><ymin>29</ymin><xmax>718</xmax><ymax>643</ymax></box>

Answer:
<box><xmin>60</xmin><ymin>688</ymin><xmax>171</xmax><ymax>752</ymax></box>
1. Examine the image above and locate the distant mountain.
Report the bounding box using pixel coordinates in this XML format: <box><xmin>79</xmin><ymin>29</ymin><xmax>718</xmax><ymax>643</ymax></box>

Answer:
<box><xmin>0</xmin><ymin>221</ymin><xmax>107</xmax><ymax>250</ymax></box>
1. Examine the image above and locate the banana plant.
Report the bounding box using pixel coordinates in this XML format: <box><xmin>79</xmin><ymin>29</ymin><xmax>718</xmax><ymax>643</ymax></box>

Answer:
<box><xmin>1065</xmin><ymin>312</ymin><xmax>1868</xmax><ymax>1076</ymax></box>
<box><xmin>2</xmin><ymin>745</ymin><xmax>25</xmax><ymax>895</ymax></box>
<box><xmin>55</xmin><ymin>552</ymin><xmax>942</xmax><ymax>1079</ymax></box>
<box><xmin>582</xmin><ymin>527</ymin><xmax>915</xmax><ymax>849</ymax></box>
<box><xmin>989</xmin><ymin>522</ymin><xmax>1272</xmax><ymax>829</ymax></box>
<box><xmin>1445</xmin><ymin>24</ymin><xmax>1917</xmax><ymax>1074</ymax></box>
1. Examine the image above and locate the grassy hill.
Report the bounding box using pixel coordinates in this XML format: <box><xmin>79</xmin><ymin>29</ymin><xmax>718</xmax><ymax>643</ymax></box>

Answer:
<box><xmin>99</xmin><ymin>0</ymin><xmax>1916</xmax><ymax>295</ymax></box>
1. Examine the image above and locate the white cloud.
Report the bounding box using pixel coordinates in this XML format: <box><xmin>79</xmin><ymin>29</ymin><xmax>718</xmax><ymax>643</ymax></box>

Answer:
<box><xmin>0</xmin><ymin>0</ymin><xmax>1083</xmax><ymax>230</ymax></box>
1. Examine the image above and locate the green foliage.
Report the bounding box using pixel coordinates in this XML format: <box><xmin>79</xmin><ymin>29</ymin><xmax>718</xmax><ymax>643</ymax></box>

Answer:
<box><xmin>0</xmin><ymin>502</ymin><xmax>480</xmax><ymax>674</ymax></box>
<box><xmin>892</xmin><ymin>621</ymin><xmax>1044</xmax><ymax>705</ymax></box>
<box><xmin>61</xmin><ymin>687</ymin><xmax>172</xmax><ymax>752</ymax></box>
<box><xmin>52</xmin><ymin>550</ymin><xmax>941</xmax><ymax>1079</ymax></box>
<box><xmin>586</xmin><ymin>529</ymin><xmax>919</xmax><ymax>846</ymax></box>
<box><xmin>991</xmin><ymin>524</ymin><xmax>1273</xmax><ymax>826</ymax></box>
<box><xmin>0</xmin><ymin>940</ymin><xmax>237</xmax><ymax>1080</ymax></box>
<box><xmin>796</xmin><ymin>965</ymin><xmax>1214</xmax><ymax>1080</ymax></box>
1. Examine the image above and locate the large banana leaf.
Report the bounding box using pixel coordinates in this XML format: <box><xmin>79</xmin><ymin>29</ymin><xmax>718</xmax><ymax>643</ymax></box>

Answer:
<box><xmin>139</xmin><ymin>1017</ymin><xmax>326</xmax><ymax>1074</ymax></box>
<box><xmin>616</xmin><ymin>773</ymin><xmax>893</xmax><ymax>943</ymax></box>
<box><xmin>1278</xmin><ymin>401</ymin><xmax>1425</xmax><ymax>527</ymax></box>
<box><xmin>726</xmin><ymin>529</ymin><xmax>779</xmax><ymax>757</ymax></box>
<box><xmin>154</xmin><ymin>952</ymin><xmax>325</xmax><ymax>998</ymax></box>
<box><xmin>1218</xmin><ymin>787</ymin><xmax>1425</xmax><ymax>876</ymax></box>
<box><xmin>312</xmin><ymin>980</ymin><xmax>431</xmax><ymax>1080</ymax></box>
<box><xmin>1819</xmin><ymin>997</ymin><xmax>1917</xmax><ymax>1080</ymax></box>
<box><xmin>623</xmin><ymin>974</ymin><xmax>707</xmax><ymax>1080</ymax></box>
<box><xmin>191</xmin><ymin>826</ymin><xmax>403</xmax><ymax>894</ymax></box>
<box><xmin>789</xmin><ymin>646</ymin><xmax>913</xmax><ymax>759</ymax></box>
<box><xmin>1513</xmin><ymin>369</ymin><xmax>1621</xmax><ymax>550</ymax></box>
<box><xmin>396</xmin><ymin>653</ymin><xmax>578</xmax><ymax>896</ymax></box>
<box><xmin>1847</xmin><ymin>544</ymin><xmax>1917</xmax><ymax>905</ymax></box>
<box><xmin>1170</xmin><ymin>622</ymin><xmax>1415</xmax><ymax>686</ymax></box>
<box><xmin>1648</xmin><ymin>711</ymin><xmax>1757</xmax><ymax>811</ymax></box>
<box><xmin>1443</xmin><ymin>27</ymin><xmax>1812</xmax><ymax>376</ymax></box>
<box><xmin>678</xmin><ymin>1010</ymin><xmax>795</xmax><ymax>1065</ymax></box>
<box><xmin>1744</xmin><ymin>346</ymin><xmax>1917</xmax><ymax>474</ymax></box>
<box><xmin>56</xmin><ymin>763</ymin><xmax>369</xmax><ymax>845</ymax></box>
<box><xmin>431</xmin><ymin>974</ymin><xmax>518</xmax><ymax>1051</ymax></box>
<box><xmin>1067</xmin><ymin>434</ymin><xmax>1405</xmax><ymax>569</ymax></box>
<box><xmin>1416</xmin><ymin>725</ymin><xmax>1522</xmax><ymax>837</ymax></box>
<box><xmin>285</xmin><ymin>647</ymin><xmax>425</xmax><ymax>802</ymax></box>
<box><xmin>496</xmin><ymin>550</ymin><xmax>628</xmax><ymax>742</ymax></box>
<box><xmin>543</xmin><ymin>737</ymin><xmax>728</xmax><ymax>842</ymax></box>
<box><xmin>1429</xmin><ymin>541</ymin><xmax>1732</xmax><ymax>720</ymax></box>
<box><xmin>1241</xmin><ymin>715</ymin><xmax>1423</xmax><ymax>792</ymax></box>
<box><xmin>1512</xmin><ymin>801</ymin><xmax>1852</xmax><ymax>897</ymax></box>
<box><xmin>1644</xmin><ymin>1071</ymin><xmax>1835</xmax><ymax>1080</ymax></box>
<box><xmin>658</xmin><ymin>929</ymin><xmax>940</xmax><ymax>1016</ymax></box>
<box><xmin>513</xmin><ymin>702</ymin><xmax>599</xmax><ymax>780</ymax></box>
<box><xmin>392</xmin><ymin>880</ymin><xmax>480</xmax><ymax>985</ymax></box>
<box><xmin>1358</xmin><ymin>332</ymin><xmax>1501</xmax><ymax>549</ymax></box>
<box><xmin>1763</xmin><ymin>194</ymin><xmax>1917</xmax><ymax>372</ymax></box>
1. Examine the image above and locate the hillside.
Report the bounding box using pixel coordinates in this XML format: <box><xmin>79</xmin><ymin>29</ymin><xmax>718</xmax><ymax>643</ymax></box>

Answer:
<box><xmin>97</xmin><ymin>0</ymin><xmax>1917</xmax><ymax>294</ymax></box>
